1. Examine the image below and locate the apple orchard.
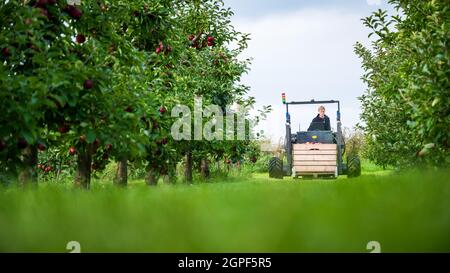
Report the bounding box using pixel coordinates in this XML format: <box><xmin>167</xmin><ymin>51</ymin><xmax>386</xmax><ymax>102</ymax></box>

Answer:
<box><xmin>0</xmin><ymin>0</ymin><xmax>267</xmax><ymax>188</ymax></box>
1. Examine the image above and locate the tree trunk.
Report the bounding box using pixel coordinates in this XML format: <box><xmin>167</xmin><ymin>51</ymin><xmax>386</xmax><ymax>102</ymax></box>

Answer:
<box><xmin>75</xmin><ymin>143</ymin><xmax>93</xmax><ymax>189</ymax></box>
<box><xmin>56</xmin><ymin>158</ymin><xmax>63</xmax><ymax>180</ymax></box>
<box><xmin>146</xmin><ymin>165</ymin><xmax>159</xmax><ymax>186</ymax></box>
<box><xmin>114</xmin><ymin>157</ymin><xmax>127</xmax><ymax>186</ymax></box>
<box><xmin>163</xmin><ymin>175</ymin><xmax>174</xmax><ymax>184</ymax></box>
<box><xmin>184</xmin><ymin>151</ymin><xmax>193</xmax><ymax>184</ymax></box>
<box><xmin>18</xmin><ymin>145</ymin><xmax>38</xmax><ymax>187</ymax></box>
<box><xmin>200</xmin><ymin>158</ymin><xmax>210</xmax><ymax>179</ymax></box>
<box><xmin>164</xmin><ymin>163</ymin><xmax>177</xmax><ymax>184</ymax></box>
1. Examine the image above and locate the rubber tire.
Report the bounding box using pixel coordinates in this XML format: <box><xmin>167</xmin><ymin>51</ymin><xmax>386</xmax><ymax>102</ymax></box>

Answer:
<box><xmin>347</xmin><ymin>154</ymin><xmax>361</xmax><ymax>178</ymax></box>
<box><xmin>268</xmin><ymin>157</ymin><xmax>284</xmax><ymax>179</ymax></box>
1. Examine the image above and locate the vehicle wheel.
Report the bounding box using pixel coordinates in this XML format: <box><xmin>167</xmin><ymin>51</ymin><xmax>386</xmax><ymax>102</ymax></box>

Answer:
<box><xmin>347</xmin><ymin>154</ymin><xmax>361</xmax><ymax>178</ymax></box>
<box><xmin>268</xmin><ymin>157</ymin><xmax>283</xmax><ymax>179</ymax></box>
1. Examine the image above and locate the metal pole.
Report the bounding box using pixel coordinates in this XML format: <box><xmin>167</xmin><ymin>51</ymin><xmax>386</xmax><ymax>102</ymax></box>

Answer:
<box><xmin>336</xmin><ymin>102</ymin><xmax>343</xmax><ymax>174</ymax></box>
<box><xmin>285</xmin><ymin>103</ymin><xmax>292</xmax><ymax>176</ymax></box>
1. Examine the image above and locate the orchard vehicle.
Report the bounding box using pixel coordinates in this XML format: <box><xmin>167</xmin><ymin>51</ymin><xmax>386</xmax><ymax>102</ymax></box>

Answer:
<box><xmin>268</xmin><ymin>94</ymin><xmax>361</xmax><ymax>179</ymax></box>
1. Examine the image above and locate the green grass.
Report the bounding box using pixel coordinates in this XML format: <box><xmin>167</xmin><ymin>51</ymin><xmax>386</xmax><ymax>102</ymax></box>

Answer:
<box><xmin>0</xmin><ymin>163</ymin><xmax>449</xmax><ymax>253</ymax></box>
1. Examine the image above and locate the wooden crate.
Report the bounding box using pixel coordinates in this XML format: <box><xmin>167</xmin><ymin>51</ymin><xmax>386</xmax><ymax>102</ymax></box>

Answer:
<box><xmin>293</xmin><ymin>144</ymin><xmax>337</xmax><ymax>151</ymax></box>
<box><xmin>293</xmin><ymin>150</ymin><xmax>337</xmax><ymax>155</ymax></box>
<box><xmin>293</xmin><ymin>154</ymin><xmax>336</xmax><ymax>161</ymax></box>
<box><xmin>292</xmin><ymin>160</ymin><xmax>336</xmax><ymax>166</ymax></box>
<box><xmin>294</xmin><ymin>165</ymin><xmax>336</xmax><ymax>173</ymax></box>
<box><xmin>293</xmin><ymin>143</ymin><xmax>337</xmax><ymax>175</ymax></box>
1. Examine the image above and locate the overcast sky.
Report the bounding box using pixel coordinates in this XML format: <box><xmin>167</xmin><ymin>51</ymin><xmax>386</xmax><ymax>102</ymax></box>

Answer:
<box><xmin>222</xmin><ymin>0</ymin><xmax>392</xmax><ymax>142</ymax></box>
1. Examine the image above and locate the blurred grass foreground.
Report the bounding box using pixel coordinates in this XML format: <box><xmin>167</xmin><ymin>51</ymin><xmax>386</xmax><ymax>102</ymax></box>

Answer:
<box><xmin>0</xmin><ymin>164</ymin><xmax>449</xmax><ymax>252</ymax></box>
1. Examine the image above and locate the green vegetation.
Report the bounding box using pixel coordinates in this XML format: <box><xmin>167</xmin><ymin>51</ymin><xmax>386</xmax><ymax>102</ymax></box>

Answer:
<box><xmin>355</xmin><ymin>0</ymin><xmax>450</xmax><ymax>168</ymax></box>
<box><xmin>0</xmin><ymin>0</ymin><xmax>264</xmax><ymax>188</ymax></box>
<box><xmin>1</xmin><ymin>162</ymin><xmax>449</xmax><ymax>252</ymax></box>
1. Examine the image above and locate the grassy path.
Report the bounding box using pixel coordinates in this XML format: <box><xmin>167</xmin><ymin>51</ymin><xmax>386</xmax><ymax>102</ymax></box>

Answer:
<box><xmin>0</xmin><ymin>167</ymin><xmax>449</xmax><ymax>252</ymax></box>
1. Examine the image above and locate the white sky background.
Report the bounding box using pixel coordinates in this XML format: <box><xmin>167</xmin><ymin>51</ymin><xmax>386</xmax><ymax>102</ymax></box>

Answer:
<box><xmin>223</xmin><ymin>0</ymin><xmax>391</xmax><ymax>142</ymax></box>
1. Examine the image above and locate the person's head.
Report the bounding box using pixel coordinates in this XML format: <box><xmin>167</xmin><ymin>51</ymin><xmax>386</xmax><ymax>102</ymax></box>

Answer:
<box><xmin>318</xmin><ymin>106</ymin><xmax>325</xmax><ymax>118</ymax></box>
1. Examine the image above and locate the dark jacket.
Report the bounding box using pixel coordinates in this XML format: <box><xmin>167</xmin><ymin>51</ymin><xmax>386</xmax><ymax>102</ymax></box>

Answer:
<box><xmin>308</xmin><ymin>114</ymin><xmax>331</xmax><ymax>131</ymax></box>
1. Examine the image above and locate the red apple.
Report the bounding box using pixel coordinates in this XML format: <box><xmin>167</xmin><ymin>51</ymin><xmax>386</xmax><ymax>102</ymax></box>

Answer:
<box><xmin>0</xmin><ymin>140</ymin><xmax>6</xmax><ymax>151</ymax></box>
<box><xmin>161</xmin><ymin>138</ymin><xmax>168</xmax><ymax>145</ymax></box>
<box><xmin>58</xmin><ymin>125</ymin><xmax>70</xmax><ymax>134</ymax></box>
<box><xmin>76</xmin><ymin>34</ymin><xmax>86</xmax><ymax>44</ymax></box>
<box><xmin>155</xmin><ymin>42</ymin><xmax>164</xmax><ymax>54</ymax></box>
<box><xmin>83</xmin><ymin>79</ymin><xmax>93</xmax><ymax>89</ymax></box>
<box><xmin>44</xmin><ymin>166</ymin><xmax>51</xmax><ymax>172</ymax></box>
<box><xmin>37</xmin><ymin>143</ymin><xmax>46</xmax><ymax>151</ymax></box>
<box><xmin>152</xmin><ymin>121</ymin><xmax>158</xmax><ymax>129</ymax></box>
<box><xmin>2</xmin><ymin>47</ymin><xmax>10</xmax><ymax>57</ymax></box>
<box><xmin>26</xmin><ymin>43</ymin><xmax>38</xmax><ymax>52</ymax></box>
<box><xmin>67</xmin><ymin>5</ymin><xmax>82</xmax><ymax>20</ymax></box>
<box><xmin>37</xmin><ymin>0</ymin><xmax>47</xmax><ymax>7</ymax></box>
<box><xmin>207</xmin><ymin>36</ymin><xmax>214</xmax><ymax>46</ymax></box>
<box><xmin>17</xmin><ymin>138</ymin><xmax>28</xmax><ymax>149</ymax></box>
<box><xmin>69</xmin><ymin>147</ymin><xmax>76</xmax><ymax>155</ymax></box>
<box><xmin>159</xmin><ymin>106</ymin><xmax>166</xmax><ymax>114</ymax></box>
<box><xmin>93</xmin><ymin>139</ymin><xmax>100</xmax><ymax>147</ymax></box>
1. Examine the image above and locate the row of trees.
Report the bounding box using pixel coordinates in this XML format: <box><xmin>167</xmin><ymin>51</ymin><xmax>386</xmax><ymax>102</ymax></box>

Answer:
<box><xmin>0</xmin><ymin>0</ymin><xmax>266</xmax><ymax>188</ymax></box>
<box><xmin>355</xmin><ymin>0</ymin><xmax>449</xmax><ymax>168</ymax></box>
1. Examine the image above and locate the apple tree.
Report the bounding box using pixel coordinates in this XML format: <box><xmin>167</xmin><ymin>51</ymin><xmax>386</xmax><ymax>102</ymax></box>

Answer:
<box><xmin>355</xmin><ymin>0</ymin><xmax>449</xmax><ymax>168</ymax></box>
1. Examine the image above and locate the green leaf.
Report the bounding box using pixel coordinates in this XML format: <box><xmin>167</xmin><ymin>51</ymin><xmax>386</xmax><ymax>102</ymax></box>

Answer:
<box><xmin>31</xmin><ymin>96</ymin><xmax>39</xmax><ymax>105</ymax></box>
<box><xmin>406</xmin><ymin>120</ymin><xmax>417</xmax><ymax>127</ymax></box>
<box><xmin>86</xmin><ymin>130</ymin><xmax>96</xmax><ymax>143</ymax></box>
<box><xmin>22</xmin><ymin>131</ymin><xmax>35</xmax><ymax>145</ymax></box>
<box><xmin>423</xmin><ymin>143</ymin><xmax>435</xmax><ymax>149</ymax></box>
<box><xmin>422</xmin><ymin>64</ymin><xmax>430</xmax><ymax>74</ymax></box>
<box><xmin>431</xmin><ymin>98</ymin><xmax>440</xmax><ymax>107</ymax></box>
<box><xmin>48</xmin><ymin>94</ymin><xmax>67</xmax><ymax>108</ymax></box>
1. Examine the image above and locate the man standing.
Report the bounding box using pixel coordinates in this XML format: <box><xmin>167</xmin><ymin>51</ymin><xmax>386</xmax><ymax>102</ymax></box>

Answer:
<box><xmin>308</xmin><ymin>105</ymin><xmax>331</xmax><ymax>131</ymax></box>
